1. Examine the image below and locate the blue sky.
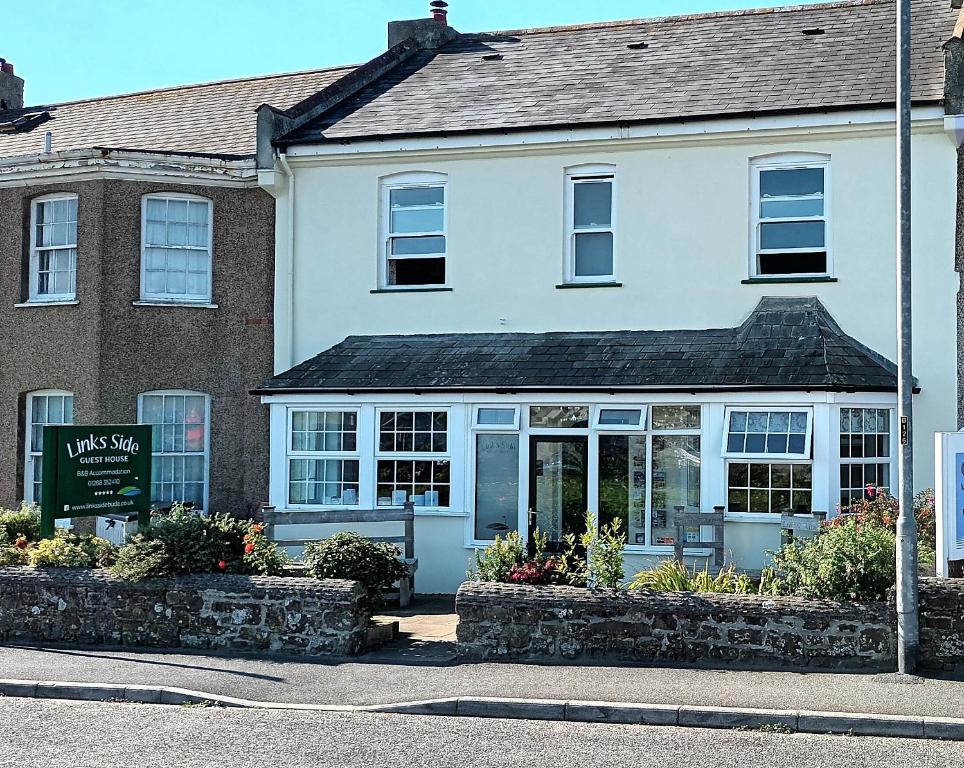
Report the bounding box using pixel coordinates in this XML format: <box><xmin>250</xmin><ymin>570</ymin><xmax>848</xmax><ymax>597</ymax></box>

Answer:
<box><xmin>5</xmin><ymin>0</ymin><xmax>834</xmax><ymax>105</ymax></box>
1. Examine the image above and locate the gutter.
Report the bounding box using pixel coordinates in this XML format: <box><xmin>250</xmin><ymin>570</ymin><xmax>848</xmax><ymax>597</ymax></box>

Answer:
<box><xmin>251</xmin><ymin>383</ymin><xmax>917</xmax><ymax>397</ymax></box>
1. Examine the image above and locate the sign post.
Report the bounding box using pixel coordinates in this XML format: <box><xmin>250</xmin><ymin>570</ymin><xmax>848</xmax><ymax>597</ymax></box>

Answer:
<box><xmin>935</xmin><ymin>432</ymin><xmax>964</xmax><ymax>577</ymax></box>
<box><xmin>39</xmin><ymin>424</ymin><xmax>152</xmax><ymax>539</ymax></box>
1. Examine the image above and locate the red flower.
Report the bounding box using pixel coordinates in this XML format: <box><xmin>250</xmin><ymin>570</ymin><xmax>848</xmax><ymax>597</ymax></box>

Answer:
<box><xmin>244</xmin><ymin>543</ymin><xmax>255</xmax><ymax>555</ymax></box>
<box><xmin>866</xmin><ymin>484</ymin><xmax>876</xmax><ymax>498</ymax></box>
<box><xmin>252</xmin><ymin>524</ymin><xmax>264</xmax><ymax>534</ymax></box>
<box><xmin>217</xmin><ymin>560</ymin><xmax>228</xmax><ymax>571</ymax></box>
<box><xmin>14</xmin><ymin>537</ymin><xmax>28</xmax><ymax>550</ymax></box>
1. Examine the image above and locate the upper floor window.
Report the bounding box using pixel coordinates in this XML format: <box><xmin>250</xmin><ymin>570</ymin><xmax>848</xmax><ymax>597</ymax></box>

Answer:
<box><xmin>24</xmin><ymin>390</ymin><xmax>74</xmax><ymax>504</ymax></box>
<box><xmin>141</xmin><ymin>195</ymin><xmax>213</xmax><ymax>303</ymax></box>
<box><xmin>565</xmin><ymin>165</ymin><xmax>615</xmax><ymax>283</ymax></box>
<box><xmin>750</xmin><ymin>155</ymin><xmax>830</xmax><ymax>278</ymax></box>
<box><xmin>381</xmin><ymin>172</ymin><xmax>446</xmax><ymax>288</ymax></box>
<box><xmin>29</xmin><ymin>195</ymin><xmax>78</xmax><ymax>302</ymax></box>
<box><xmin>138</xmin><ymin>390</ymin><xmax>209</xmax><ymax>510</ymax></box>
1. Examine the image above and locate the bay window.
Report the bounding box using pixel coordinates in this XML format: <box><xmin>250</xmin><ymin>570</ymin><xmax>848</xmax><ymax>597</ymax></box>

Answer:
<box><xmin>287</xmin><ymin>410</ymin><xmax>359</xmax><ymax>506</ymax></box>
<box><xmin>29</xmin><ymin>195</ymin><xmax>78</xmax><ymax>302</ymax></box>
<box><xmin>839</xmin><ymin>407</ymin><xmax>892</xmax><ymax>506</ymax></box>
<box><xmin>750</xmin><ymin>155</ymin><xmax>830</xmax><ymax>278</ymax></box>
<box><xmin>377</xmin><ymin>410</ymin><xmax>450</xmax><ymax>507</ymax></box>
<box><xmin>724</xmin><ymin>407</ymin><xmax>813</xmax><ymax>516</ymax></box>
<box><xmin>565</xmin><ymin>165</ymin><xmax>616</xmax><ymax>283</ymax></box>
<box><xmin>381</xmin><ymin>173</ymin><xmax>447</xmax><ymax>288</ymax></box>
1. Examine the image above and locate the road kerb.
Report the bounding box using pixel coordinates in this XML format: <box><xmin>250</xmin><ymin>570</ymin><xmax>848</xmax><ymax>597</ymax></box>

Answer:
<box><xmin>1</xmin><ymin>679</ymin><xmax>963</xmax><ymax>741</ymax></box>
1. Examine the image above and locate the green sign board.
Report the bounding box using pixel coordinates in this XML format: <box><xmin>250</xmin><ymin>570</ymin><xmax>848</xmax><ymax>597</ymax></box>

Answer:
<box><xmin>40</xmin><ymin>424</ymin><xmax>152</xmax><ymax>539</ymax></box>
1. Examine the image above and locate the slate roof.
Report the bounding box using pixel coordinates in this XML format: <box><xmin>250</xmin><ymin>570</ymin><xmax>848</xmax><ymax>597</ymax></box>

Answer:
<box><xmin>256</xmin><ymin>298</ymin><xmax>899</xmax><ymax>394</ymax></box>
<box><xmin>0</xmin><ymin>66</ymin><xmax>353</xmax><ymax>160</ymax></box>
<box><xmin>282</xmin><ymin>0</ymin><xmax>958</xmax><ymax>145</ymax></box>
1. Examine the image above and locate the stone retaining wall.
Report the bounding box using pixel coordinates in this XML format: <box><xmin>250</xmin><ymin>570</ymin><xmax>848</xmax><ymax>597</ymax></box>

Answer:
<box><xmin>919</xmin><ymin>577</ymin><xmax>964</xmax><ymax>670</ymax></box>
<box><xmin>0</xmin><ymin>567</ymin><xmax>369</xmax><ymax>656</ymax></box>
<box><xmin>456</xmin><ymin>582</ymin><xmax>896</xmax><ymax>669</ymax></box>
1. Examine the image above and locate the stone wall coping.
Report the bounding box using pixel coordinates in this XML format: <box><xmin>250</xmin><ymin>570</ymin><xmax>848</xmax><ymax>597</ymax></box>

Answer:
<box><xmin>456</xmin><ymin>580</ymin><xmax>891</xmax><ymax>616</ymax></box>
<box><xmin>0</xmin><ymin>566</ymin><xmax>363</xmax><ymax>597</ymax></box>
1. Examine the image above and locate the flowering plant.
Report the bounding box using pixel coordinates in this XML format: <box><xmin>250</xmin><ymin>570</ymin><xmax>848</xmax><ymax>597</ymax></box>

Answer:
<box><xmin>833</xmin><ymin>486</ymin><xmax>936</xmax><ymax>553</ymax></box>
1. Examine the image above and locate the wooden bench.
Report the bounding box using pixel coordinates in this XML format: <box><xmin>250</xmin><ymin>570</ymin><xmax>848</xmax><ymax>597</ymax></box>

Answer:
<box><xmin>673</xmin><ymin>506</ymin><xmax>726</xmax><ymax>567</ymax></box>
<box><xmin>780</xmin><ymin>511</ymin><xmax>828</xmax><ymax>544</ymax></box>
<box><xmin>262</xmin><ymin>503</ymin><xmax>418</xmax><ymax>608</ymax></box>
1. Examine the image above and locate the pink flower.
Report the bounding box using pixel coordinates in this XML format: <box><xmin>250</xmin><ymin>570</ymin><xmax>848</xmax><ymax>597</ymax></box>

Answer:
<box><xmin>866</xmin><ymin>484</ymin><xmax>876</xmax><ymax>498</ymax></box>
<box><xmin>217</xmin><ymin>560</ymin><xmax>228</xmax><ymax>571</ymax></box>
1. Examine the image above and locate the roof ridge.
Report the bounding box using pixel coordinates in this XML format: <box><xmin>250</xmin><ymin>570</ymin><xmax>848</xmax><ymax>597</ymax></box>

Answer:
<box><xmin>461</xmin><ymin>0</ymin><xmax>887</xmax><ymax>39</ymax></box>
<box><xmin>24</xmin><ymin>64</ymin><xmax>359</xmax><ymax>111</ymax></box>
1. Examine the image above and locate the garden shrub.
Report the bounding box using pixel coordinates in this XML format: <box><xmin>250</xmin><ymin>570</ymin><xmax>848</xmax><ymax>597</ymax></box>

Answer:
<box><xmin>0</xmin><ymin>504</ymin><xmax>40</xmax><ymax>543</ymax></box>
<box><xmin>838</xmin><ymin>485</ymin><xmax>936</xmax><ymax>557</ymax></box>
<box><xmin>469</xmin><ymin>530</ymin><xmax>527</xmax><ymax>583</ymax></box>
<box><xmin>110</xmin><ymin>504</ymin><xmax>289</xmax><ymax>581</ymax></box>
<box><xmin>768</xmin><ymin>515</ymin><xmax>896</xmax><ymax>601</ymax></box>
<box><xmin>26</xmin><ymin>533</ymin><xmax>117</xmax><ymax>568</ymax></box>
<box><xmin>303</xmin><ymin>532</ymin><xmax>409</xmax><ymax>607</ymax></box>
<box><xmin>629</xmin><ymin>560</ymin><xmax>755</xmax><ymax>594</ymax></box>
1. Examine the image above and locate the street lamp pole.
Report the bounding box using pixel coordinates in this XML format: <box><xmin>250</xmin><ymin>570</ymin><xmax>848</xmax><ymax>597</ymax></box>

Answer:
<box><xmin>895</xmin><ymin>0</ymin><xmax>919</xmax><ymax>675</ymax></box>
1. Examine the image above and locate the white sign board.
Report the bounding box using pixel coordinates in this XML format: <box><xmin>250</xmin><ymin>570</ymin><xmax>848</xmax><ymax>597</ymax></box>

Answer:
<box><xmin>934</xmin><ymin>432</ymin><xmax>964</xmax><ymax>577</ymax></box>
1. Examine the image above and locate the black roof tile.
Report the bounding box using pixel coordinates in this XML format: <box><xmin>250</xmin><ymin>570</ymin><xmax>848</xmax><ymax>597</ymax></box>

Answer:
<box><xmin>255</xmin><ymin>297</ymin><xmax>899</xmax><ymax>394</ymax></box>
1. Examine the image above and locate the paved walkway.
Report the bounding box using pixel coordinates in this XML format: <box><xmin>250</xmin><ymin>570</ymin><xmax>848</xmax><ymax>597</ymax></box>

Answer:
<box><xmin>1</xmin><ymin>640</ymin><xmax>963</xmax><ymax>718</ymax></box>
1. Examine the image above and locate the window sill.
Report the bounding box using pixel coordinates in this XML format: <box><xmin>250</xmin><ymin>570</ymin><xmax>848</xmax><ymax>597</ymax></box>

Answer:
<box><xmin>742</xmin><ymin>276</ymin><xmax>837</xmax><ymax>284</ymax></box>
<box><xmin>624</xmin><ymin>545</ymin><xmax>712</xmax><ymax>557</ymax></box>
<box><xmin>556</xmin><ymin>281</ymin><xmax>623</xmax><ymax>289</ymax></box>
<box><xmin>724</xmin><ymin>512</ymin><xmax>784</xmax><ymax>523</ymax></box>
<box><xmin>413</xmin><ymin>508</ymin><xmax>467</xmax><ymax>518</ymax></box>
<box><xmin>132</xmin><ymin>300</ymin><xmax>219</xmax><ymax>309</ymax></box>
<box><xmin>370</xmin><ymin>287</ymin><xmax>453</xmax><ymax>294</ymax></box>
<box><xmin>15</xmin><ymin>299</ymin><xmax>79</xmax><ymax>308</ymax></box>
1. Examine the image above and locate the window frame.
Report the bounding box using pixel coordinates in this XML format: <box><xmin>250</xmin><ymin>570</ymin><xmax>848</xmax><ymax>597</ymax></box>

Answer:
<box><xmin>472</xmin><ymin>405</ymin><xmax>521</xmax><ymax>431</ymax></box>
<box><xmin>379</xmin><ymin>172</ymin><xmax>448</xmax><ymax>290</ymax></box>
<box><xmin>564</xmin><ymin>164</ymin><xmax>617</xmax><ymax>284</ymax></box>
<box><xmin>837</xmin><ymin>406</ymin><xmax>895</xmax><ymax>507</ymax></box>
<box><xmin>725</xmin><ymin>459</ymin><xmax>814</xmax><ymax>517</ymax></box>
<box><xmin>28</xmin><ymin>193</ymin><xmax>79</xmax><ymax>303</ymax></box>
<box><xmin>137</xmin><ymin>389</ymin><xmax>211</xmax><ymax>512</ymax></box>
<box><xmin>285</xmin><ymin>407</ymin><xmax>361</xmax><ymax>509</ymax></box>
<box><xmin>592</xmin><ymin>404</ymin><xmax>648</xmax><ymax>430</ymax></box>
<box><xmin>749</xmin><ymin>153</ymin><xmax>831</xmax><ymax>279</ymax></box>
<box><xmin>139</xmin><ymin>193</ymin><xmax>214</xmax><ymax>304</ymax></box>
<box><xmin>722</xmin><ymin>406</ymin><xmax>814</xmax><ymax>461</ymax></box>
<box><xmin>23</xmin><ymin>390</ymin><xmax>74</xmax><ymax>505</ymax></box>
<box><xmin>374</xmin><ymin>407</ymin><xmax>451</xmax><ymax>509</ymax></box>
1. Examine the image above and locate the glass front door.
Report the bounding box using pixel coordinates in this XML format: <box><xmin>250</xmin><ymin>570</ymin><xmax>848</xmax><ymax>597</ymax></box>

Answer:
<box><xmin>528</xmin><ymin>436</ymin><xmax>588</xmax><ymax>547</ymax></box>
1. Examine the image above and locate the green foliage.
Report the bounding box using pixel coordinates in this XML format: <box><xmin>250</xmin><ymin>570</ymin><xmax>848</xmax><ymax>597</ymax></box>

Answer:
<box><xmin>469</xmin><ymin>531</ymin><xmax>527</xmax><ymax>582</ymax></box>
<box><xmin>768</xmin><ymin>516</ymin><xmax>896</xmax><ymax>601</ymax></box>
<box><xmin>27</xmin><ymin>536</ymin><xmax>93</xmax><ymax>568</ymax></box>
<box><xmin>303</xmin><ymin>532</ymin><xmax>409</xmax><ymax>607</ymax></box>
<box><xmin>583</xmin><ymin>511</ymin><xmax>626</xmax><ymax>589</ymax></box>
<box><xmin>839</xmin><ymin>486</ymin><xmax>936</xmax><ymax>561</ymax></box>
<box><xmin>111</xmin><ymin>504</ymin><xmax>288</xmax><ymax>581</ymax></box>
<box><xmin>0</xmin><ymin>504</ymin><xmax>40</xmax><ymax>543</ymax></box>
<box><xmin>629</xmin><ymin>560</ymin><xmax>755</xmax><ymax>594</ymax></box>
<box><xmin>110</xmin><ymin>538</ymin><xmax>169</xmax><ymax>582</ymax></box>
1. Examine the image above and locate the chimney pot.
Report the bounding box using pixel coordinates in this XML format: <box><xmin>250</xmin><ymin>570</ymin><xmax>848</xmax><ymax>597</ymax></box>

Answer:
<box><xmin>430</xmin><ymin>0</ymin><xmax>448</xmax><ymax>24</ymax></box>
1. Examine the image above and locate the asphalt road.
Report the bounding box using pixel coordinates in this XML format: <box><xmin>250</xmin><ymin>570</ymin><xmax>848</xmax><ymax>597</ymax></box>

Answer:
<box><xmin>3</xmin><ymin>644</ymin><xmax>963</xmax><ymax>718</ymax></box>
<box><xmin>0</xmin><ymin>698</ymin><xmax>960</xmax><ymax>768</ymax></box>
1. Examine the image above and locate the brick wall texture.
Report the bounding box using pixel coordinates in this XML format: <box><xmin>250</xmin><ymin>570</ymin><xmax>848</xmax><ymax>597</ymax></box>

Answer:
<box><xmin>0</xmin><ymin>568</ymin><xmax>369</xmax><ymax>656</ymax></box>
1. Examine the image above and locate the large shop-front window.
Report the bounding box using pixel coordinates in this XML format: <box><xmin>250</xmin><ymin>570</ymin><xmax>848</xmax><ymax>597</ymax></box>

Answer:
<box><xmin>377</xmin><ymin>410</ymin><xmax>450</xmax><ymax>507</ymax></box>
<box><xmin>287</xmin><ymin>410</ymin><xmax>359</xmax><ymax>506</ymax></box>
<box><xmin>599</xmin><ymin>405</ymin><xmax>701</xmax><ymax>547</ymax></box>
<box><xmin>839</xmin><ymin>407</ymin><xmax>892</xmax><ymax>506</ymax></box>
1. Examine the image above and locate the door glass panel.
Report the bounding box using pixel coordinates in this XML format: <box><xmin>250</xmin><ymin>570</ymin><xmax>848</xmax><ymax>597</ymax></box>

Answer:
<box><xmin>599</xmin><ymin>435</ymin><xmax>647</xmax><ymax>546</ymax></box>
<box><xmin>475</xmin><ymin>434</ymin><xmax>520</xmax><ymax>540</ymax></box>
<box><xmin>530</xmin><ymin>438</ymin><xmax>587</xmax><ymax>545</ymax></box>
<box><xmin>650</xmin><ymin>435</ymin><xmax>701</xmax><ymax>546</ymax></box>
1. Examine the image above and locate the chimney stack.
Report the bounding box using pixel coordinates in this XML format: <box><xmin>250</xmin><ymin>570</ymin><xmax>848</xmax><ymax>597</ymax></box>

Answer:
<box><xmin>387</xmin><ymin>2</ymin><xmax>455</xmax><ymax>49</ymax></box>
<box><xmin>430</xmin><ymin>1</ymin><xmax>448</xmax><ymax>24</ymax></box>
<box><xmin>0</xmin><ymin>58</ymin><xmax>24</xmax><ymax>111</ymax></box>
